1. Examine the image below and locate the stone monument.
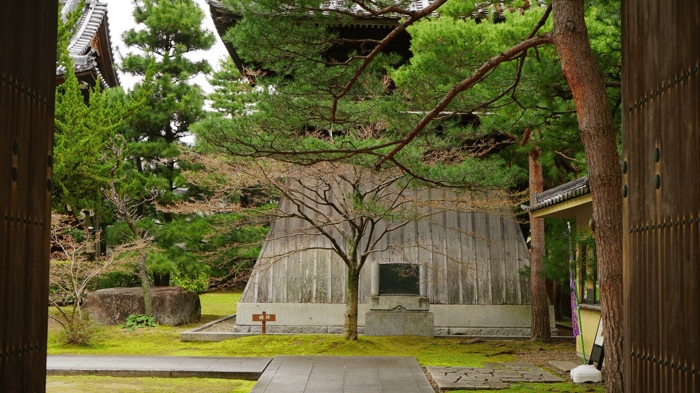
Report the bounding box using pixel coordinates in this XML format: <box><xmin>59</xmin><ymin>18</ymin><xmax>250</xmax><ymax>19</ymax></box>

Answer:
<box><xmin>365</xmin><ymin>263</ymin><xmax>434</xmax><ymax>337</ymax></box>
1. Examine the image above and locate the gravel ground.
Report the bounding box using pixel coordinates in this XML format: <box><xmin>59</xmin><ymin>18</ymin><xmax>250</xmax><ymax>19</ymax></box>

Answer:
<box><xmin>197</xmin><ymin>316</ymin><xmax>236</xmax><ymax>332</ymax></box>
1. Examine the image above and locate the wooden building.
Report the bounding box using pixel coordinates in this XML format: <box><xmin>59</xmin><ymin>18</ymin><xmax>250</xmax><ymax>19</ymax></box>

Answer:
<box><xmin>235</xmin><ymin>184</ymin><xmax>545</xmax><ymax>335</ymax></box>
<box><xmin>207</xmin><ymin>0</ymin><xmax>551</xmax><ymax>336</ymax></box>
<box><xmin>525</xmin><ymin>177</ymin><xmax>600</xmax><ymax>359</ymax></box>
<box><xmin>207</xmin><ymin>0</ymin><xmax>420</xmax><ymax>76</ymax></box>
<box><xmin>56</xmin><ymin>0</ymin><xmax>120</xmax><ymax>90</ymax></box>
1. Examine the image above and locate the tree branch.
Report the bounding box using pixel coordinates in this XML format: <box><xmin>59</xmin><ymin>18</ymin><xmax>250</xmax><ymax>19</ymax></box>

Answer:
<box><xmin>374</xmin><ymin>32</ymin><xmax>554</xmax><ymax>169</ymax></box>
<box><xmin>328</xmin><ymin>0</ymin><xmax>448</xmax><ymax>122</ymax></box>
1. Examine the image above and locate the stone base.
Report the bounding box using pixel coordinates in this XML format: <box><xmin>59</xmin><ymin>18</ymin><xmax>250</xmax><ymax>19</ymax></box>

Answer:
<box><xmin>234</xmin><ymin>303</ymin><xmax>554</xmax><ymax>337</ymax></box>
<box><xmin>434</xmin><ymin>327</ymin><xmax>557</xmax><ymax>337</ymax></box>
<box><xmin>370</xmin><ymin>295</ymin><xmax>430</xmax><ymax>311</ymax></box>
<box><xmin>365</xmin><ymin>311</ymin><xmax>434</xmax><ymax>337</ymax></box>
<box><xmin>233</xmin><ymin>324</ymin><xmax>356</xmax><ymax>335</ymax></box>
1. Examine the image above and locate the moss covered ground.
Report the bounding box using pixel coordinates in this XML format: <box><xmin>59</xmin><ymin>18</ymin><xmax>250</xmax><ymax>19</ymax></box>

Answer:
<box><xmin>47</xmin><ymin>292</ymin><xmax>603</xmax><ymax>392</ymax></box>
<box><xmin>46</xmin><ymin>375</ymin><xmax>255</xmax><ymax>393</ymax></box>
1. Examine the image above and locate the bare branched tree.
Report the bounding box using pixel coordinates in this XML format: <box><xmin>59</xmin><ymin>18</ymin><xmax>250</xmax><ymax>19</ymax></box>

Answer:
<box><xmin>49</xmin><ymin>213</ymin><xmax>130</xmax><ymax>343</ymax></box>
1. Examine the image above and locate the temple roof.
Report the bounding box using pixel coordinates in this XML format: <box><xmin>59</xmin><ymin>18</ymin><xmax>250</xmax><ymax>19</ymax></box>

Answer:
<box><xmin>56</xmin><ymin>0</ymin><xmax>120</xmax><ymax>89</ymax></box>
<box><xmin>522</xmin><ymin>176</ymin><xmax>590</xmax><ymax>213</ymax></box>
<box><xmin>207</xmin><ymin>0</ymin><xmax>437</xmax><ymax>74</ymax></box>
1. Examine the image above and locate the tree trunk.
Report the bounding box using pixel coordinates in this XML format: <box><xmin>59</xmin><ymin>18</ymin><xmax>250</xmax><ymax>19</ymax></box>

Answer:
<box><xmin>529</xmin><ymin>147</ymin><xmax>551</xmax><ymax>342</ymax></box>
<box><xmin>153</xmin><ymin>272</ymin><xmax>170</xmax><ymax>287</ymax></box>
<box><xmin>553</xmin><ymin>279</ymin><xmax>563</xmax><ymax>322</ymax></box>
<box><xmin>551</xmin><ymin>1</ymin><xmax>624</xmax><ymax>391</ymax></box>
<box><xmin>344</xmin><ymin>267</ymin><xmax>360</xmax><ymax>340</ymax></box>
<box><xmin>138</xmin><ymin>248</ymin><xmax>152</xmax><ymax>316</ymax></box>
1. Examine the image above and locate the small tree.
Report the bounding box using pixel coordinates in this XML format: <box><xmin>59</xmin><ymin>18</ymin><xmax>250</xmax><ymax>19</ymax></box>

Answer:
<box><xmin>275</xmin><ymin>163</ymin><xmax>422</xmax><ymax>340</ymax></box>
<box><xmin>49</xmin><ymin>213</ymin><xmax>127</xmax><ymax>344</ymax></box>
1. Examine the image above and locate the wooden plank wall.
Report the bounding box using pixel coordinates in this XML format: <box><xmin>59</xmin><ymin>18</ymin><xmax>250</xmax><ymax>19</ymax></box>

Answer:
<box><xmin>0</xmin><ymin>1</ymin><xmax>58</xmax><ymax>392</ymax></box>
<box><xmin>622</xmin><ymin>0</ymin><xmax>699</xmax><ymax>391</ymax></box>
<box><xmin>241</xmin><ymin>187</ymin><xmax>531</xmax><ymax>306</ymax></box>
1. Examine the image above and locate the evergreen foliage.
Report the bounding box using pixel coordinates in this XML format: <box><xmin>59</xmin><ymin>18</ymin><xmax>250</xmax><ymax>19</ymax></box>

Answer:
<box><xmin>53</xmin><ymin>0</ymin><xmax>143</xmax><ymax>215</ymax></box>
<box><xmin>193</xmin><ymin>0</ymin><xmax>621</xmax><ymax>348</ymax></box>
<box><xmin>121</xmin><ymin>0</ymin><xmax>216</xmax><ymax>194</ymax></box>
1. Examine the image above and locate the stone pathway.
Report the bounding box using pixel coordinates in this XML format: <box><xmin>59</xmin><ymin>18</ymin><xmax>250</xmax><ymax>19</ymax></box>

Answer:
<box><xmin>549</xmin><ymin>360</ymin><xmax>580</xmax><ymax>373</ymax></box>
<box><xmin>427</xmin><ymin>361</ymin><xmax>564</xmax><ymax>390</ymax></box>
<box><xmin>47</xmin><ymin>355</ymin><xmax>271</xmax><ymax>380</ymax></box>
<box><xmin>251</xmin><ymin>356</ymin><xmax>434</xmax><ymax>393</ymax></box>
<box><xmin>47</xmin><ymin>355</ymin><xmax>434</xmax><ymax>392</ymax></box>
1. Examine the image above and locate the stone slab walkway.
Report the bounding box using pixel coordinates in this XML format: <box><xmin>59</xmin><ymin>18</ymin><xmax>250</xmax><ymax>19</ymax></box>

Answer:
<box><xmin>427</xmin><ymin>361</ymin><xmax>564</xmax><ymax>390</ymax></box>
<box><xmin>251</xmin><ymin>356</ymin><xmax>434</xmax><ymax>393</ymax></box>
<box><xmin>549</xmin><ymin>360</ymin><xmax>580</xmax><ymax>373</ymax></box>
<box><xmin>46</xmin><ymin>355</ymin><xmax>272</xmax><ymax>380</ymax></box>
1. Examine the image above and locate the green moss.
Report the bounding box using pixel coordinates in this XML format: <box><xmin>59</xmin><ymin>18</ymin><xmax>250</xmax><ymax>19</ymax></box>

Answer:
<box><xmin>48</xmin><ymin>329</ymin><xmax>573</xmax><ymax>368</ymax></box>
<box><xmin>46</xmin><ymin>295</ymin><xmax>594</xmax><ymax>393</ymax></box>
<box><xmin>46</xmin><ymin>376</ymin><xmax>254</xmax><ymax>393</ymax></box>
<box><xmin>199</xmin><ymin>292</ymin><xmax>241</xmax><ymax>317</ymax></box>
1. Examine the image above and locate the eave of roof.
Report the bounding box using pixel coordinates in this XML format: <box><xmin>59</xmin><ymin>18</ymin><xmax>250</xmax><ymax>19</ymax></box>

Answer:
<box><xmin>57</xmin><ymin>0</ymin><xmax>120</xmax><ymax>88</ymax></box>
<box><xmin>206</xmin><ymin>0</ymin><xmax>434</xmax><ymax>73</ymax></box>
<box><xmin>521</xmin><ymin>176</ymin><xmax>590</xmax><ymax>213</ymax></box>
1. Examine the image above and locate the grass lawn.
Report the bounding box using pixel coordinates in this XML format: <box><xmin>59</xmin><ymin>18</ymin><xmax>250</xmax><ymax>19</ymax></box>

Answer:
<box><xmin>46</xmin><ymin>375</ymin><xmax>255</xmax><ymax>393</ymax></box>
<box><xmin>199</xmin><ymin>292</ymin><xmax>242</xmax><ymax>317</ymax></box>
<box><xmin>47</xmin><ymin>292</ymin><xmax>603</xmax><ymax>392</ymax></box>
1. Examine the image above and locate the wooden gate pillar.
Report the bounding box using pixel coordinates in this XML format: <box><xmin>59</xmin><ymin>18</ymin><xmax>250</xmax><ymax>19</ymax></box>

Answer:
<box><xmin>622</xmin><ymin>0</ymin><xmax>700</xmax><ymax>392</ymax></box>
<box><xmin>0</xmin><ymin>1</ymin><xmax>58</xmax><ymax>392</ymax></box>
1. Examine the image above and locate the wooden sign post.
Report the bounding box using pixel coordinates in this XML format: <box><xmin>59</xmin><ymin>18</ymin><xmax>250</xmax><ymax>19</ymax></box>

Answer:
<box><xmin>252</xmin><ymin>311</ymin><xmax>276</xmax><ymax>335</ymax></box>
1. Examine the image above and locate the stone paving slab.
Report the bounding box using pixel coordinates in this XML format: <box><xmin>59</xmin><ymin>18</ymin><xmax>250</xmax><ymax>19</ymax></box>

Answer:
<box><xmin>251</xmin><ymin>356</ymin><xmax>433</xmax><ymax>393</ymax></box>
<box><xmin>46</xmin><ymin>355</ymin><xmax>272</xmax><ymax>380</ymax></box>
<box><xmin>427</xmin><ymin>362</ymin><xmax>564</xmax><ymax>391</ymax></box>
<box><xmin>549</xmin><ymin>360</ymin><xmax>580</xmax><ymax>373</ymax></box>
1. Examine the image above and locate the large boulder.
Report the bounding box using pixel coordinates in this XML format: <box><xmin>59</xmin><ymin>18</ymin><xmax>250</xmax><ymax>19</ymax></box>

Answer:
<box><xmin>83</xmin><ymin>286</ymin><xmax>201</xmax><ymax>326</ymax></box>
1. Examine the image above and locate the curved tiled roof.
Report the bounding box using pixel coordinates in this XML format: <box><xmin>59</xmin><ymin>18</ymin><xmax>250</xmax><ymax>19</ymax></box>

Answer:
<box><xmin>57</xmin><ymin>0</ymin><xmax>120</xmax><ymax>89</ymax></box>
<box><xmin>522</xmin><ymin>176</ymin><xmax>590</xmax><ymax>212</ymax></box>
<box><xmin>207</xmin><ymin>0</ymin><xmax>436</xmax><ymax>19</ymax></box>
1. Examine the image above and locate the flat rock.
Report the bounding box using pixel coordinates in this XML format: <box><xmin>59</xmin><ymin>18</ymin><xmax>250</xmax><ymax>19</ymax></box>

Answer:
<box><xmin>83</xmin><ymin>286</ymin><xmax>201</xmax><ymax>326</ymax></box>
<box><xmin>427</xmin><ymin>362</ymin><xmax>565</xmax><ymax>391</ymax></box>
<box><xmin>549</xmin><ymin>360</ymin><xmax>580</xmax><ymax>372</ymax></box>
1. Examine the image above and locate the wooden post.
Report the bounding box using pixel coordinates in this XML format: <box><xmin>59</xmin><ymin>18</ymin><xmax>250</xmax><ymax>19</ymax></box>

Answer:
<box><xmin>252</xmin><ymin>311</ymin><xmax>276</xmax><ymax>335</ymax></box>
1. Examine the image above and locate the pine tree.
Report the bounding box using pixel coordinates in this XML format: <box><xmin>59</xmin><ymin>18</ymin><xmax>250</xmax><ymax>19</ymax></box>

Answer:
<box><xmin>121</xmin><ymin>0</ymin><xmax>215</xmax><ymax>195</ymax></box>
<box><xmin>118</xmin><ymin>0</ymin><xmax>216</xmax><ymax>287</ymax></box>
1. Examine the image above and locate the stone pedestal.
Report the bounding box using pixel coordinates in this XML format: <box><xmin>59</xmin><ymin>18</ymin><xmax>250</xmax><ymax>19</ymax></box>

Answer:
<box><xmin>364</xmin><ymin>295</ymin><xmax>434</xmax><ymax>337</ymax></box>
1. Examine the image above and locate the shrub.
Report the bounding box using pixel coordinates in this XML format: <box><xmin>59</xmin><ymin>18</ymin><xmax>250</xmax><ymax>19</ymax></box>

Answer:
<box><xmin>122</xmin><ymin>314</ymin><xmax>158</xmax><ymax>331</ymax></box>
<box><xmin>55</xmin><ymin>314</ymin><xmax>107</xmax><ymax>346</ymax></box>
<box><xmin>171</xmin><ymin>270</ymin><xmax>210</xmax><ymax>294</ymax></box>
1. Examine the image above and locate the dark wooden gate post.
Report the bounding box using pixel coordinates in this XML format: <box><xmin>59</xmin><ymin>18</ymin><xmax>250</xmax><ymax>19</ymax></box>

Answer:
<box><xmin>0</xmin><ymin>1</ymin><xmax>58</xmax><ymax>392</ymax></box>
<box><xmin>622</xmin><ymin>1</ymin><xmax>699</xmax><ymax>392</ymax></box>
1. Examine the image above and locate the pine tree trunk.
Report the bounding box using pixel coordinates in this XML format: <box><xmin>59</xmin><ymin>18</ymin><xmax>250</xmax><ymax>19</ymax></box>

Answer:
<box><xmin>551</xmin><ymin>1</ymin><xmax>624</xmax><ymax>391</ymax></box>
<box><xmin>529</xmin><ymin>147</ymin><xmax>551</xmax><ymax>342</ymax></box>
<box><xmin>344</xmin><ymin>268</ymin><xmax>360</xmax><ymax>340</ymax></box>
<box><xmin>138</xmin><ymin>248</ymin><xmax>152</xmax><ymax>316</ymax></box>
